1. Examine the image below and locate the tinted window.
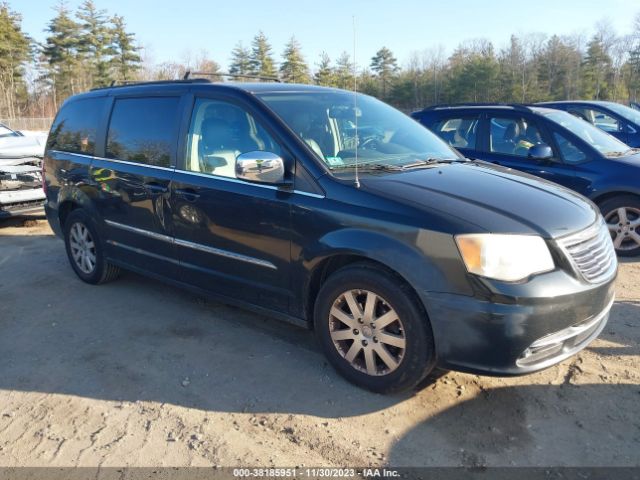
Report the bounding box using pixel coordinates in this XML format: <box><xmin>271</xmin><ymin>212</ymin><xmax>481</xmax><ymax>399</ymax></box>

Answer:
<box><xmin>47</xmin><ymin>97</ymin><xmax>104</xmax><ymax>155</ymax></box>
<box><xmin>106</xmin><ymin>97</ymin><xmax>180</xmax><ymax>167</ymax></box>
<box><xmin>490</xmin><ymin>116</ymin><xmax>543</xmax><ymax>157</ymax></box>
<box><xmin>431</xmin><ymin>115</ymin><xmax>479</xmax><ymax>149</ymax></box>
<box><xmin>184</xmin><ymin>98</ymin><xmax>282</xmax><ymax>178</ymax></box>
<box><xmin>553</xmin><ymin>132</ymin><xmax>587</xmax><ymax>163</ymax></box>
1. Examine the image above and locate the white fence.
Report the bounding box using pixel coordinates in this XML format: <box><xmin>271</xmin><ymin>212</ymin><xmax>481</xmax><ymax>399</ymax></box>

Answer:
<box><xmin>0</xmin><ymin>118</ymin><xmax>53</xmax><ymax>133</ymax></box>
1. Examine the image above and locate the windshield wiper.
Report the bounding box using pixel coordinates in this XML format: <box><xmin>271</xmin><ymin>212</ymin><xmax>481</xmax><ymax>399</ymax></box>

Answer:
<box><xmin>329</xmin><ymin>163</ymin><xmax>403</xmax><ymax>171</ymax></box>
<box><xmin>329</xmin><ymin>158</ymin><xmax>461</xmax><ymax>172</ymax></box>
<box><xmin>398</xmin><ymin>158</ymin><xmax>461</xmax><ymax>169</ymax></box>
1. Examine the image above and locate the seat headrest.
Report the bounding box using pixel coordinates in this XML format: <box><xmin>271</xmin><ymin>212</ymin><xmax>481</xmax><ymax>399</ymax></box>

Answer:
<box><xmin>504</xmin><ymin>123</ymin><xmax>520</xmax><ymax>140</ymax></box>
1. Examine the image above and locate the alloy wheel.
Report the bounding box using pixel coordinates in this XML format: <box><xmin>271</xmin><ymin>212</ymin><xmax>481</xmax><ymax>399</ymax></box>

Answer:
<box><xmin>69</xmin><ymin>222</ymin><xmax>97</xmax><ymax>274</ymax></box>
<box><xmin>605</xmin><ymin>207</ymin><xmax>640</xmax><ymax>251</ymax></box>
<box><xmin>328</xmin><ymin>289</ymin><xmax>406</xmax><ymax>376</ymax></box>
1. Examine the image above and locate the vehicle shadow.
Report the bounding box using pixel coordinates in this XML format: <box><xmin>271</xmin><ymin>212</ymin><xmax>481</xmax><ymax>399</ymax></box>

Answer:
<box><xmin>0</xmin><ymin>234</ymin><xmax>411</xmax><ymax>418</ymax></box>
<box><xmin>387</xmin><ymin>382</ymin><xmax>640</xmax><ymax>467</ymax></box>
<box><xmin>0</xmin><ymin>233</ymin><xmax>639</xmax><ymax>466</ymax></box>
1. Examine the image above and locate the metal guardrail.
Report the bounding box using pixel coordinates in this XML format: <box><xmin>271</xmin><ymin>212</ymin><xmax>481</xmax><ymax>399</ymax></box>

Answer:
<box><xmin>0</xmin><ymin>118</ymin><xmax>53</xmax><ymax>132</ymax></box>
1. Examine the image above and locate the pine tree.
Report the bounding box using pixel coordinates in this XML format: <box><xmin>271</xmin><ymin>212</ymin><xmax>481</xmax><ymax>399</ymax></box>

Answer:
<box><xmin>110</xmin><ymin>14</ymin><xmax>141</xmax><ymax>82</ymax></box>
<box><xmin>0</xmin><ymin>3</ymin><xmax>31</xmax><ymax>118</ymax></box>
<box><xmin>582</xmin><ymin>35</ymin><xmax>613</xmax><ymax>99</ymax></box>
<box><xmin>314</xmin><ymin>52</ymin><xmax>335</xmax><ymax>86</ymax></box>
<box><xmin>370</xmin><ymin>47</ymin><xmax>398</xmax><ymax>98</ymax></box>
<box><xmin>229</xmin><ymin>42</ymin><xmax>251</xmax><ymax>79</ymax></box>
<box><xmin>334</xmin><ymin>51</ymin><xmax>354</xmax><ymax>90</ymax></box>
<box><xmin>77</xmin><ymin>0</ymin><xmax>113</xmax><ymax>87</ymax></box>
<box><xmin>279</xmin><ymin>36</ymin><xmax>310</xmax><ymax>83</ymax></box>
<box><xmin>43</xmin><ymin>1</ymin><xmax>82</xmax><ymax>102</ymax></box>
<box><xmin>249</xmin><ymin>31</ymin><xmax>276</xmax><ymax>78</ymax></box>
<box><xmin>628</xmin><ymin>43</ymin><xmax>640</xmax><ymax>100</ymax></box>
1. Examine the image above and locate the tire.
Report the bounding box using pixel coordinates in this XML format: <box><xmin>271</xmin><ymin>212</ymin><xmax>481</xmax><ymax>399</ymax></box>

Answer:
<box><xmin>314</xmin><ymin>262</ymin><xmax>435</xmax><ymax>394</ymax></box>
<box><xmin>63</xmin><ymin>209</ymin><xmax>121</xmax><ymax>284</ymax></box>
<box><xmin>598</xmin><ymin>195</ymin><xmax>640</xmax><ymax>257</ymax></box>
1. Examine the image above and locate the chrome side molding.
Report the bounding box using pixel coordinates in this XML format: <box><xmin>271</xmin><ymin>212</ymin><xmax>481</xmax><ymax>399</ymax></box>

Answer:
<box><xmin>104</xmin><ymin>219</ymin><xmax>277</xmax><ymax>270</ymax></box>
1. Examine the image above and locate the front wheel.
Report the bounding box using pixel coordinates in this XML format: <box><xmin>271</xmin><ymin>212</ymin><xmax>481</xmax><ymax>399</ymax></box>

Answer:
<box><xmin>314</xmin><ymin>263</ymin><xmax>435</xmax><ymax>393</ymax></box>
<box><xmin>600</xmin><ymin>195</ymin><xmax>640</xmax><ymax>257</ymax></box>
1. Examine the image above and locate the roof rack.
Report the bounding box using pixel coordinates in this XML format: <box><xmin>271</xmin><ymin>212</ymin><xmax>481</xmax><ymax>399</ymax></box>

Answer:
<box><xmin>422</xmin><ymin>103</ymin><xmax>532</xmax><ymax>112</ymax></box>
<box><xmin>91</xmin><ymin>78</ymin><xmax>212</xmax><ymax>91</ymax></box>
<box><xmin>183</xmin><ymin>70</ymin><xmax>281</xmax><ymax>83</ymax></box>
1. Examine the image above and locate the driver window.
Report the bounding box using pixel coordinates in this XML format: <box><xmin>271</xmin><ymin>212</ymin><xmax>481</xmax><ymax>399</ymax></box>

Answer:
<box><xmin>185</xmin><ymin>98</ymin><xmax>281</xmax><ymax>178</ymax></box>
<box><xmin>489</xmin><ymin>116</ymin><xmax>543</xmax><ymax>157</ymax></box>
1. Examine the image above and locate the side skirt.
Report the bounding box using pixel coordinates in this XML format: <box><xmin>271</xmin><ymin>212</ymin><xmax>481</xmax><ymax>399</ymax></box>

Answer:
<box><xmin>106</xmin><ymin>256</ymin><xmax>311</xmax><ymax>330</ymax></box>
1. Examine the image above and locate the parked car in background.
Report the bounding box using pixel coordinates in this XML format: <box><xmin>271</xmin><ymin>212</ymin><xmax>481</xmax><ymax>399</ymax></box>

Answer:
<box><xmin>0</xmin><ymin>123</ymin><xmax>46</xmax><ymax>217</ymax></box>
<box><xmin>413</xmin><ymin>104</ymin><xmax>640</xmax><ymax>256</ymax></box>
<box><xmin>537</xmin><ymin>100</ymin><xmax>640</xmax><ymax>147</ymax></box>
<box><xmin>44</xmin><ymin>81</ymin><xmax>616</xmax><ymax>393</ymax></box>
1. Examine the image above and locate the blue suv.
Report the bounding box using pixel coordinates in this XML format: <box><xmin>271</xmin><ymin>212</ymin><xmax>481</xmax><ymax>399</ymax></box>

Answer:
<box><xmin>412</xmin><ymin>104</ymin><xmax>640</xmax><ymax>256</ymax></box>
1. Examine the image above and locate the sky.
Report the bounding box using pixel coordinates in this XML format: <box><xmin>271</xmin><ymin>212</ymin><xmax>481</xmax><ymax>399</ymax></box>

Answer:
<box><xmin>16</xmin><ymin>0</ymin><xmax>640</xmax><ymax>71</ymax></box>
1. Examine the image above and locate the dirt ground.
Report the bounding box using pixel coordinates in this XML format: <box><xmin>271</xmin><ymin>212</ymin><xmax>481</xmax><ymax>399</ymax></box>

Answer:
<box><xmin>0</xmin><ymin>218</ymin><xmax>638</xmax><ymax>468</ymax></box>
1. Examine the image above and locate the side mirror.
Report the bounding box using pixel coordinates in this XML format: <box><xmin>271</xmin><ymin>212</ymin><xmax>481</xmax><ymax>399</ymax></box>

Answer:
<box><xmin>528</xmin><ymin>144</ymin><xmax>554</xmax><ymax>162</ymax></box>
<box><xmin>236</xmin><ymin>151</ymin><xmax>288</xmax><ymax>185</ymax></box>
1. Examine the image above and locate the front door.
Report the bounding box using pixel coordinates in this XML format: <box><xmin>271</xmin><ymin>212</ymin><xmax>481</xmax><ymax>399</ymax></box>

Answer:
<box><xmin>170</xmin><ymin>96</ymin><xmax>292</xmax><ymax>312</ymax></box>
<box><xmin>482</xmin><ymin>114</ymin><xmax>576</xmax><ymax>189</ymax></box>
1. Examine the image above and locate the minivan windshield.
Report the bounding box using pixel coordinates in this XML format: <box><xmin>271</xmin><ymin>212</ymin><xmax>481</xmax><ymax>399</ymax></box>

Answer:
<box><xmin>544</xmin><ymin>110</ymin><xmax>631</xmax><ymax>157</ymax></box>
<box><xmin>257</xmin><ymin>91</ymin><xmax>461</xmax><ymax>171</ymax></box>
<box><xmin>603</xmin><ymin>102</ymin><xmax>640</xmax><ymax>127</ymax></box>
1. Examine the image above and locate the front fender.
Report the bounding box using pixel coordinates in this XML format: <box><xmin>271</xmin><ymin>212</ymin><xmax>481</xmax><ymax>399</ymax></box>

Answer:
<box><xmin>297</xmin><ymin>227</ymin><xmax>474</xmax><ymax>311</ymax></box>
<box><xmin>588</xmin><ymin>183</ymin><xmax>640</xmax><ymax>204</ymax></box>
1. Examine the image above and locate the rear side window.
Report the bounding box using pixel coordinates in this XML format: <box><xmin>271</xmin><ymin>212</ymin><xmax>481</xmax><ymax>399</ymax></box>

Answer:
<box><xmin>47</xmin><ymin>97</ymin><xmax>104</xmax><ymax>155</ymax></box>
<box><xmin>431</xmin><ymin>115</ymin><xmax>479</xmax><ymax>149</ymax></box>
<box><xmin>106</xmin><ymin>97</ymin><xmax>180</xmax><ymax>167</ymax></box>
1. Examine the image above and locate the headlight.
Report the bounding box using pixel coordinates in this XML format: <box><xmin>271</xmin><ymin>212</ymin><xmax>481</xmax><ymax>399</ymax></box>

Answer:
<box><xmin>455</xmin><ymin>234</ymin><xmax>554</xmax><ymax>282</ymax></box>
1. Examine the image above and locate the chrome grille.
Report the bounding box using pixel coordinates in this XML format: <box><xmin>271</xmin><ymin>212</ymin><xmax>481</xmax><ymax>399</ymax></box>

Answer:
<box><xmin>557</xmin><ymin>220</ymin><xmax>617</xmax><ymax>284</ymax></box>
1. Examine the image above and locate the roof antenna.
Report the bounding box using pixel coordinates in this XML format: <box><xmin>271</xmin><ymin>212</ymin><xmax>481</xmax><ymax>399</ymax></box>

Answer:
<box><xmin>352</xmin><ymin>15</ymin><xmax>360</xmax><ymax>188</ymax></box>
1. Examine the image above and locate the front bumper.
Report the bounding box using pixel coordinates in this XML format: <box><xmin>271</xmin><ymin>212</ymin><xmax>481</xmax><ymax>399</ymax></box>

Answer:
<box><xmin>420</xmin><ymin>269</ymin><xmax>616</xmax><ymax>376</ymax></box>
<box><xmin>0</xmin><ymin>188</ymin><xmax>45</xmax><ymax>217</ymax></box>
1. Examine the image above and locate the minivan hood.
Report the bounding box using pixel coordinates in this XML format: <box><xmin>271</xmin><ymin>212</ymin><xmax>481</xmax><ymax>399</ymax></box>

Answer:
<box><xmin>361</xmin><ymin>162</ymin><xmax>597</xmax><ymax>238</ymax></box>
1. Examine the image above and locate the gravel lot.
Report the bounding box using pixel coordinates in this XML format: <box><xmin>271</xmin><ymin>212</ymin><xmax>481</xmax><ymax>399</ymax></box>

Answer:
<box><xmin>0</xmin><ymin>218</ymin><xmax>639</xmax><ymax>468</ymax></box>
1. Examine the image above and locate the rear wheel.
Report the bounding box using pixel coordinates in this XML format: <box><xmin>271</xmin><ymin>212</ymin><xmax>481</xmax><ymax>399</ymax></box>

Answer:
<box><xmin>599</xmin><ymin>195</ymin><xmax>640</xmax><ymax>257</ymax></box>
<box><xmin>314</xmin><ymin>263</ymin><xmax>435</xmax><ymax>393</ymax></box>
<box><xmin>63</xmin><ymin>209</ymin><xmax>121</xmax><ymax>284</ymax></box>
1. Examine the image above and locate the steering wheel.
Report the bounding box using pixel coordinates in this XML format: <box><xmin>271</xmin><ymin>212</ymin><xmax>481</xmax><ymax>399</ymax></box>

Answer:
<box><xmin>360</xmin><ymin>137</ymin><xmax>380</xmax><ymax>150</ymax></box>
